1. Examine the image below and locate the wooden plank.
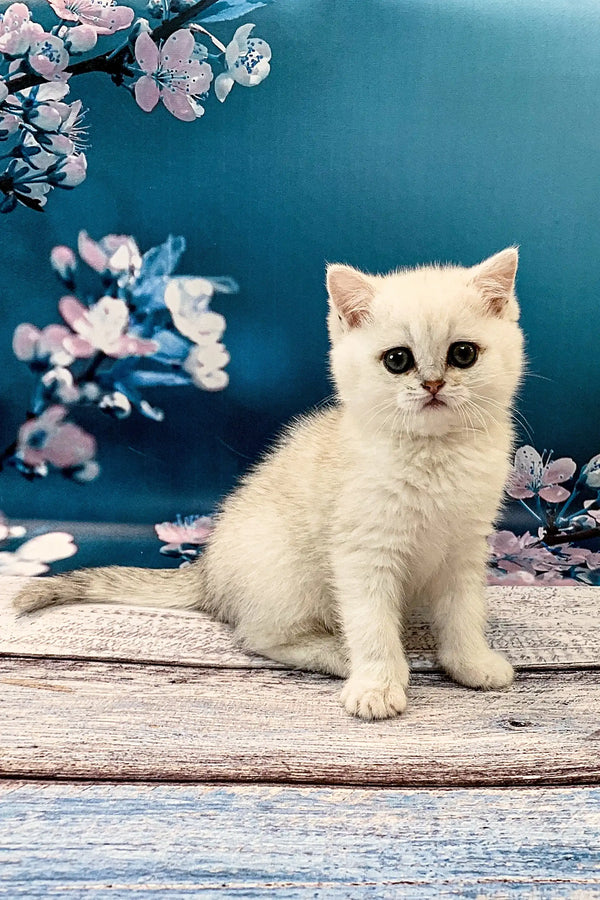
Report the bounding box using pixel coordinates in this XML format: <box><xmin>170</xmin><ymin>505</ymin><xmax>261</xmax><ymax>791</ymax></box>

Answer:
<box><xmin>1</xmin><ymin>781</ymin><xmax>599</xmax><ymax>897</ymax></box>
<box><xmin>1</xmin><ymin>657</ymin><xmax>599</xmax><ymax>786</ymax></box>
<box><xmin>2</xmin><ymin>576</ymin><xmax>600</xmax><ymax>671</ymax></box>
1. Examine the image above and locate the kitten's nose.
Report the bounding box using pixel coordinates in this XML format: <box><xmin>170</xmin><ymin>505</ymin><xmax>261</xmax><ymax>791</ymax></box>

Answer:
<box><xmin>422</xmin><ymin>379</ymin><xmax>445</xmax><ymax>395</ymax></box>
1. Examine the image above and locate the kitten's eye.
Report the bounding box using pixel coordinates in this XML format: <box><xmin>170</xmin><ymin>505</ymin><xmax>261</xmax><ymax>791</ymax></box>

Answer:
<box><xmin>448</xmin><ymin>341</ymin><xmax>478</xmax><ymax>369</ymax></box>
<box><xmin>382</xmin><ymin>347</ymin><xmax>415</xmax><ymax>374</ymax></box>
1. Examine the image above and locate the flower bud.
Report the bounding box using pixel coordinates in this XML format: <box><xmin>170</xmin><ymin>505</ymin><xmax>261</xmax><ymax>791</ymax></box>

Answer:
<box><xmin>50</xmin><ymin>245</ymin><xmax>77</xmax><ymax>281</ymax></box>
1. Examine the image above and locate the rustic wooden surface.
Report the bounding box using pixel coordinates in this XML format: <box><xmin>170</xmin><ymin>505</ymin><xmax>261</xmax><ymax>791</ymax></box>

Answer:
<box><xmin>1</xmin><ymin>574</ymin><xmax>599</xmax><ymax>895</ymax></box>
<box><xmin>2</xmin><ymin>577</ymin><xmax>600</xmax><ymax>670</ymax></box>
<box><xmin>1</xmin><ymin>781</ymin><xmax>599</xmax><ymax>898</ymax></box>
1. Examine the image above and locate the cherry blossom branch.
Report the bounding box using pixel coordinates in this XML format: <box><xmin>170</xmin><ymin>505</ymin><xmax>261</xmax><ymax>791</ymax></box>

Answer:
<box><xmin>541</xmin><ymin>525</ymin><xmax>600</xmax><ymax>546</ymax></box>
<box><xmin>5</xmin><ymin>0</ymin><xmax>221</xmax><ymax>94</ymax></box>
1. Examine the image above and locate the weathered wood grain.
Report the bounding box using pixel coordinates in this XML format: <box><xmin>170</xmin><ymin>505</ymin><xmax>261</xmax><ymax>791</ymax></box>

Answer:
<box><xmin>1</xmin><ymin>781</ymin><xmax>599</xmax><ymax>898</ymax></box>
<box><xmin>1</xmin><ymin>657</ymin><xmax>599</xmax><ymax>786</ymax></box>
<box><xmin>1</xmin><ymin>576</ymin><xmax>599</xmax><ymax>671</ymax></box>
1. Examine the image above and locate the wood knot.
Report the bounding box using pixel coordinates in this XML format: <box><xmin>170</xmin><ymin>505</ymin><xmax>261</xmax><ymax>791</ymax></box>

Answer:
<box><xmin>502</xmin><ymin>718</ymin><xmax>534</xmax><ymax>730</ymax></box>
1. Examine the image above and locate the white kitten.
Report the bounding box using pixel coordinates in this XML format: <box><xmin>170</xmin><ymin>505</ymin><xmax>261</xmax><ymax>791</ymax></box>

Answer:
<box><xmin>14</xmin><ymin>248</ymin><xmax>524</xmax><ymax>720</ymax></box>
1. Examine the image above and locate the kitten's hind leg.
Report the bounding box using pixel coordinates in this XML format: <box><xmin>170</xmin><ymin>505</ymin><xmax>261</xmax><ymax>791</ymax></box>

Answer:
<box><xmin>244</xmin><ymin>632</ymin><xmax>349</xmax><ymax>678</ymax></box>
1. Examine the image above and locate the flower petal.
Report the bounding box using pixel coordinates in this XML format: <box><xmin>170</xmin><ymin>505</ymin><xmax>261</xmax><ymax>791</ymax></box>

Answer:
<box><xmin>161</xmin><ymin>87</ymin><xmax>195</xmax><ymax>122</ymax></box>
<box><xmin>135</xmin><ymin>74</ymin><xmax>160</xmax><ymax>113</ymax></box>
<box><xmin>214</xmin><ymin>72</ymin><xmax>234</xmax><ymax>102</ymax></box>
<box><xmin>135</xmin><ymin>32</ymin><xmax>159</xmax><ymax>74</ymax></box>
<box><xmin>161</xmin><ymin>28</ymin><xmax>195</xmax><ymax>69</ymax></box>
<box><xmin>513</xmin><ymin>445</ymin><xmax>543</xmax><ymax>482</ymax></box>
<box><xmin>538</xmin><ymin>485</ymin><xmax>571</xmax><ymax>503</ymax></box>
<box><xmin>542</xmin><ymin>457</ymin><xmax>576</xmax><ymax>486</ymax></box>
<box><xmin>12</xmin><ymin>323</ymin><xmax>40</xmax><ymax>361</ymax></box>
<box><xmin>17</xmin><ymin>531</ymin><xmax>77</xmax><ymax>562</ymax></box>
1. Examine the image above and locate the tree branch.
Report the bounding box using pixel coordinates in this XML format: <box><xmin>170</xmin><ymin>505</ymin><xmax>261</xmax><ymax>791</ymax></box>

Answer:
<box><xmin>5</xmin><ymin>0</ymin><xmax>221</xmax><ymax>94</ymax></box>
<box><xmin>541</xmin><ymin>525</ymin><xmax>600</xmax><ymax>546</ymax></box>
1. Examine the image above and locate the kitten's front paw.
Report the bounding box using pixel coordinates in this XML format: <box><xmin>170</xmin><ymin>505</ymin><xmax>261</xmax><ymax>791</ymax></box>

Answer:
<box><xmin>340</xmin><ymin>677</ymin><xmax>407</xmax><ymax>720</ymax></box>
<box><xmin>443</xmin><ymin>649</ymin><xmax>514</xmax><ymax>691</ymax></box>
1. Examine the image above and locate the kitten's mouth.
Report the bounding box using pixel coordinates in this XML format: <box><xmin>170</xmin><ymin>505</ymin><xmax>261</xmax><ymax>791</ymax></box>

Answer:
<box><xmin>422</xmin><ymin>396</ymin><xmax>446</xmax><ymax>410</ymax></box>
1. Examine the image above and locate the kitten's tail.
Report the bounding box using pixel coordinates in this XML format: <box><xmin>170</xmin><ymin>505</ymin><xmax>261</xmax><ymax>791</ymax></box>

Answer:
<box><xmin>12</xmin><ymin>562</ymin><xmax>210</xmax><ymax>615</ymax></box>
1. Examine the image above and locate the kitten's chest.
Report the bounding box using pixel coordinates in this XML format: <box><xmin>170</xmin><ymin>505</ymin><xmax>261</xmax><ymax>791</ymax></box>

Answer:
<box><xmin>355</xmin><ymin>438</ymin><xmax>509</xmax><ymax>542</ymax></box>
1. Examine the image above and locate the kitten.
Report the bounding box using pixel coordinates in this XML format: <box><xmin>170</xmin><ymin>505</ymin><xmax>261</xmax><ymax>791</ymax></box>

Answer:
<box><xmin>14</xmin><ymin>248</ymin><xmax>524</xmax><ymax>720</ymax></box>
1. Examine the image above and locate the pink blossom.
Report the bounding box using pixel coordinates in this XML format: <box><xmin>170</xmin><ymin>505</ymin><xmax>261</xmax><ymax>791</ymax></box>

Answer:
<box><xmin>133</xmin><ymin>30</ymin><xmax>213</xmax><ymax>122</ymax></box>
<box><xmin>47</xmin><ymin>0</ymin><xmax>134</xmax><ymax>35</ymax></box>
<box><xmin>50</xmin><ymin>245</ymin><xmax>77</xmax><ymax>279</ymax></box>
<box><xmin>13</xmin><ymin>322</ymin><xmax>74</xmax><ymax>366</ymax></box>
<box><xmin>17</xmin><ymin>405</ymin><xmax>96</xmax><ymax>469</ymax></box>
<box><xmin>155</xmin><ymin>515</ymin><xmax>214</xmax><ymax>547</ymax></box>
<box><xmin>0</xmin><ymin>3</ymin><xmax>44</xmax><ymax>57</ymax></box>
<box><xmin>78</xmin><ymin>230</ymin><xmax>141</xmax><ymax>277</ymax></box>
<box><xmin>59</xmin><ymin>294</ymin><xmax>158</xmax><ymax>358</ymax></box>
<box><xmin>28</xmin><ymin>34</ymin><xmax>69</xmax><ymax>78</ymax></box>
<box><xmin>507</xmin><ymin>445</ymin><xmax>576</xmax><ymax>503</ymax></box>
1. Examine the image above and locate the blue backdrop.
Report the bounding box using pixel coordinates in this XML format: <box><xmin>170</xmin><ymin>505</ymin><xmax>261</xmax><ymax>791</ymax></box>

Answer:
<box><xmin>1</xmin><ymin>0</ymin><xmax>599</xmax><ymax>529</ymax></box>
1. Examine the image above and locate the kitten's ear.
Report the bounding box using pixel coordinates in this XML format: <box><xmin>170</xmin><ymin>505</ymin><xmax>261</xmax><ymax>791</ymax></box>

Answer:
<box><xmin>468</xmin><ymin>247</ymin><xmax>520</xmax><ymax>319</ymax></box>
<box><xmin>326</xmin><ymin>264</ymin><xmax>375</xmax><ymax>329</ymax></box>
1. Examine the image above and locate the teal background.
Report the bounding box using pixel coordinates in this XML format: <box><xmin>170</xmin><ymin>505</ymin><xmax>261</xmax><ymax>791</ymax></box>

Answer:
<box><xmin>1</xmin><ymin>0</ymin><xmax>599</xmax><ymax>528</ymax></box>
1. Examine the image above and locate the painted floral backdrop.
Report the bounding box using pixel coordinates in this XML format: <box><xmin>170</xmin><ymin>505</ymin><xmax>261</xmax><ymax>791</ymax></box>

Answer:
<box><xmin>0</xmin><ymin>0</ymin><xmax>599</xmax><ymax>583</ymax></box>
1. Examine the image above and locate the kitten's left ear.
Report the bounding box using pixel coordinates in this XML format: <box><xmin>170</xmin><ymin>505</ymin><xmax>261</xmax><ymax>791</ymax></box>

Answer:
<box><xmin>468</xmin><ymin>247</ymin><xmax>520</xmax><ymax>320</ymax></box>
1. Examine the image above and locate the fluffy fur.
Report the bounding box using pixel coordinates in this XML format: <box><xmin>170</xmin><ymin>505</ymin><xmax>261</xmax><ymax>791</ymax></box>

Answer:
<box><xmin>14</xmin><ymin>248</ymin><xmax>524</xmax><ymax>720</ymax></box>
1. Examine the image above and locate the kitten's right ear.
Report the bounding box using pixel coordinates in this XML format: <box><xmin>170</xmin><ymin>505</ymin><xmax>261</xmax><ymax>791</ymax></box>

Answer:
<box><xmin>326</xmin><ymin>264</ymin><xmax>375</xmax><ymax>329</ymax></box>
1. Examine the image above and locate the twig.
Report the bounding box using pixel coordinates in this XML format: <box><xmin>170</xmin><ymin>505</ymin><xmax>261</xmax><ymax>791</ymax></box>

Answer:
<box><xmin>541</xmin><ymin>526</ymin><xmax>600</xmax><ymax>546</ymax></box>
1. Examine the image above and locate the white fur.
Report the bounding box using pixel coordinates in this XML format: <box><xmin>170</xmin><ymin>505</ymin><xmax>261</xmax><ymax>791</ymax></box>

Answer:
<box><xmin>15</xmin><ymin>249</ymin><xmax>524</xmax><ymax>720</ymax></box>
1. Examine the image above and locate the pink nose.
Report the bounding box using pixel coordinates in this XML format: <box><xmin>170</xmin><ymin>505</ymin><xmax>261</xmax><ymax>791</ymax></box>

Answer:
<box><xmin>423</xmin><ymin>379</ymin><xmax>445</xmax><ymax>396</ymax></box>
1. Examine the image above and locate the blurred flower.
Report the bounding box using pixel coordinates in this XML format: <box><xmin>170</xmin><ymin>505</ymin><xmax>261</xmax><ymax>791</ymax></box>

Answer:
<box><xmin>0</xmin><ymin>512</ymin><xmax>26</xmax><ymax>542</ymax></box>
<box><xmin>155</xmin><ymin>514</ymin><xmax>213</xmax><ymax>546</ymax></box>
<box><xmin>78</xmin><ymin>230</ymin><xmax>142</xmax><ymax>279</ymax></box>
<box><xmin>0</xmin><ymin>530</ymin><xmax>77</xmax><ymax>576</ymax></box>
<box><xmin>164</xmin><ymin>277</ymin><xmax>227</xmax><ymax>342</ymax></box>
<box><xmin>17</xmin><ymin>405</ymin><xmax>96</xmax><ymax>470</ymax></box>
<box><xmin>41</xmin><ymin>366</ymin><xmax>80</xmax><ymax>404</ymax></box>
<box><xmin>59</xmin><ymin>294</ymin><xmax>159</xmax><ymax>358</ymax></box>
<box><xmin>13</xmin><ymin>323</ymin><xmax>74</xmax><ymax>367</ymax></box>
<box><xmin>47</xmin><ymin>0</ymin><xmax>134</xmax><ymax>35</ymax></box>
<box><xmin>99</xmin><ymin>390</ymin><xmax>132</xmax><ymax>419</ymax></box>
<box><xmin>156</xmin><ymin>513</ymin><xmax>213</xmax><ymax>564</ymax></box>
<box><xmin>581</xmin><ymin>453</ymin><xmax>600</xmax><ymax>489</ymax></box>
<box><xmin>28</xmin><ymin>34</ymin><xmax>69</xmax><ymax>78</ymax></box>
<box><xmin>0</xmin><ymin>3</ymin><xmax>44</xmax><ymax>57</ymax></box>
<box><xmin>133</xmin><ymin>29</ymin><xmax>213</xmax><ymax>122</ymax></box>
<box><xmin>506</xmin><ymin>446</ymin><xmax>576</xmax><ymax>503</ymax></box>
<box><xmin>488</xmin><ymin>530</ymin><xmax>559</xmax><ymax>575</ymax></box>
<box><xmin>488</xmin><ymin>528</ymin><xmax>600</xmax><ymax>585</ymax></box>
<box><xmin>50</xmin><ymin>244</ymin><xmax>77</xmax><ymax>282</ymax></box>
<box><xmin>183</xmin><ymin>340</ymin><xmax>229</xmax><ymax>390</ymax></box>
<box><xmin>214</xmin><ymin>23</ymin><xmax>271</xmax><ymax>102</ymax></box>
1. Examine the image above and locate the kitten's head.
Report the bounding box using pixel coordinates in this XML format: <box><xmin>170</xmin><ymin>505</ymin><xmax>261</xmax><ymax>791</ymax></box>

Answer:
<box><xmin>326</xmin><ymin>248</ymin><xmax>524</xmax><ymax>438</ymax></box>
